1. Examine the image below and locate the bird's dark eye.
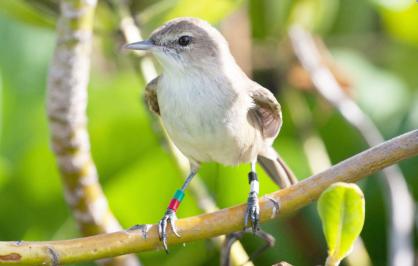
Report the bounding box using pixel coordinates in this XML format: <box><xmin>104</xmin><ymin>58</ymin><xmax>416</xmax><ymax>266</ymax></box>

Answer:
<box><xmin>178</xmin><ymin>35</ymin><xmax>192</xmax><ymax>46</ymax></box>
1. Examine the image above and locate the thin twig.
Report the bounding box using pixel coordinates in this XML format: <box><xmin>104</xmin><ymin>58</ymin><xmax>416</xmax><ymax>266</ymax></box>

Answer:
<box><xmin>0</xmin><ymin>129</ymin><xmax>416</xmax><ymax>265</ymax></box>
<box><xmin>289</xmin><ymin>26</ymin><xmax>414</xmax><ymax>266</ymax></box>
<box><xmin>46</xmin><ymin>0</ymin><xmax>139</xmax><ymax>265</ymax></box>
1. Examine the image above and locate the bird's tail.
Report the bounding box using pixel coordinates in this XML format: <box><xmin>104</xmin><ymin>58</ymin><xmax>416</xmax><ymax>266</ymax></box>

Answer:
<box><xmin>257</xmin><ymin>148</ymin><xmax>298</xmax><ymax>189</ymax></box>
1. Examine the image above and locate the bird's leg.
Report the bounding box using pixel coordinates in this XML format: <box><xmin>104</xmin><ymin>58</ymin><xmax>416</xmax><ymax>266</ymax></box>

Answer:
<box><xmin>158</xmin><ymin>169</ymin><xmax>197</xmax><ymax>253</ymax></box>
<box><xmin>244</xmin><ymin>161</ymin><xmax>260</xmax><ymax>233</ymax></box>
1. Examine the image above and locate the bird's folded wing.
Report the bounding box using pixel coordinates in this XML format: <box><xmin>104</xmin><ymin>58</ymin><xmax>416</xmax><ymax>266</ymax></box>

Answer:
<box><xmin>249</xmin><ymin>85</ymin><xmax>282</xmax><ymax>139</ymax></box>
<box><xmin>144</xmin><ymin>76</ymin><xmax>160</xmax><ymax>115</ymax></box>
<box><xmin>249</xmin><ymin>86</ymin><xmax>297</xmax><ymax>187</ymax></box>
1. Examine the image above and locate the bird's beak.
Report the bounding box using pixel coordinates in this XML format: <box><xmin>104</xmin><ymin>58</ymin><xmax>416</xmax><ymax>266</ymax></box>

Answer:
<box><xmin>124</xmin><ymin>40</ymin><xmax>154</xmax><ymax>50</ymax></box>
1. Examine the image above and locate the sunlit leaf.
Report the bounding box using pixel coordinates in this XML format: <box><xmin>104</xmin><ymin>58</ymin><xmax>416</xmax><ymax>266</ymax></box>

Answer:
<box><xmin>318</xmin><ymin>182</ymin><xmax>365</xmax><ymax>266</ymax></box>
<box><xmin>379</xmin><ymin>3</ymin><xmax>418</xmax><ymax>46</ymax></box>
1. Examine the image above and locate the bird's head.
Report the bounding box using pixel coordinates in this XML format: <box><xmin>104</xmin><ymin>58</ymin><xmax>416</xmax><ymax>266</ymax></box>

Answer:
<box><xmin>125</xmin><ymin>17</ymin><xmax>230</xmax><ymax>72</ymax></box>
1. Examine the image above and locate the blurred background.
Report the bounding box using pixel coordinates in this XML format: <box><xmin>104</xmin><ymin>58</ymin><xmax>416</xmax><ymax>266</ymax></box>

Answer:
<box><xmin>0</xmin><ymin>0</ymin><xmax>418</xmax><ymax>265</ymax></box>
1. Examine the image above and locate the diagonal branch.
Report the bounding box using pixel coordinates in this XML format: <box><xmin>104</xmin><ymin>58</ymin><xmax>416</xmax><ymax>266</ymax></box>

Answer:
<box><xmin>0</xmin><ymin>129</ymin><xmax>417</xmax><ymax>265</ymax></box>
<box><xmin>284</xmin><ymin>89</ymin><xmax>372</xmax><ymax>266</ymax></box>
<box><xmin>289</xmin><ymin>26</ymin><xmax>414</xmax><ymax>266</ymax></box>
<box><xmin>46</xmin><ymin>0</ymin><xmax>139</xmax><ymax>265</ymax></box>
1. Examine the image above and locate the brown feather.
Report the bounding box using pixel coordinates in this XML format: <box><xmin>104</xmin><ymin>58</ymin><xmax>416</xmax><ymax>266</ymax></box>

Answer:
<box><xmin>144</xmin><ymin>76</ymin><xmax>160</xmax><ymax>115</ymax></box>
<box><xmin>249</xmin><ymin>85</ymin><xmax>282</xmax><ymax>139</ymax></box>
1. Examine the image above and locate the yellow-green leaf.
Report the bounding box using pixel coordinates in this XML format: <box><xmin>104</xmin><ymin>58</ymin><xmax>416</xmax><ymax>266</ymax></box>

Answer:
<box><xmin>318</xmin><ymin>182</ymin><xmax>365</xmax><ymax>266</ymax></box>
<box><xmin>379</xmin><ymin>3</ymin><xmax>418</xmax><ymax>47</ymax></box>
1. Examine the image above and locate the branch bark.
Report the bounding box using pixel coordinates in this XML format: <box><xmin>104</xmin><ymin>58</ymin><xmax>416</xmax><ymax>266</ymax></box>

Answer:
<box><xmin>46</xmin><ymin>0</ymin><xmax>139</xmax><ymax>265</ymax></box>
<box><xmin>1</xmin><ymin>129</ymin><xmax>417</xmax><ymax>265</ymax></box>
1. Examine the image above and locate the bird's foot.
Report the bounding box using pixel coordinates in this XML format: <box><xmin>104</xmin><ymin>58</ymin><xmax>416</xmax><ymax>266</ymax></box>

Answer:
<box><xmin>158</xmin><ymin>209</ymin><xmax>181</xmax><ymax>253</ymax></box>
<box><xmin>221</xmin><ymin>228</ymin><xmax>276</xmax><ymax>266</ymax></box>
<box><xmin>244</xmin><ymin>191</ymin><xmax>260</xmax><ymax>233</ymax></box>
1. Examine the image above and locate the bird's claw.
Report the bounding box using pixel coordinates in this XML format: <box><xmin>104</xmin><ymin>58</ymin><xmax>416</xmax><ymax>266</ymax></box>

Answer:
<box><xmin>158</xmin><ymin>209</ymin><xmax>180</xmax><ymax>253</ymax></box>
<box><xmin>244</xmin><ymin>191</ymin><xmax>260</xmax><ymax>233</ymax></box>
<box><xmin>221</xmin><ymin>229</ymin><xmax>276</xmax><ymax>266</ymax></box>
<box><xmin>127</xmin><ymin>224</ymin><xmax>151</xmax><ymax>239</ymax></box>
<box><xmin>264</xmin><ymin>195</ymin><xmax>280</xmax><ymax>218</ymax></box>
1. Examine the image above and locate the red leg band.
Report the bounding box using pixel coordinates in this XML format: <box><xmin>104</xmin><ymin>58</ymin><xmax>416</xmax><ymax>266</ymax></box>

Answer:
<box><xmin>168</xmin><ymin>198</ymin><xmax>181</xmax><ymax>211</ymax></box>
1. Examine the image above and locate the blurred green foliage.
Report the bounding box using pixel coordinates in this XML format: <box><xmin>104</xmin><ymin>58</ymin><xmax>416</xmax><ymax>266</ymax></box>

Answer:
<box><xmin>0</xmin><ymin>0</ymin><xmax>418</xmax><ymax>265</ymax></box>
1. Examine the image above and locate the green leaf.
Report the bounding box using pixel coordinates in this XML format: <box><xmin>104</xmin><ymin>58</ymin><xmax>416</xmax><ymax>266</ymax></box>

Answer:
<box><xmin>318</xmin><ymin>182</ymin><xmax>365</xmax><ymax>266</ymax></box>
<box><xmin>379</xmin><ymin>3</ymin><xmax>418</xmax><ymax>47</ymax></box>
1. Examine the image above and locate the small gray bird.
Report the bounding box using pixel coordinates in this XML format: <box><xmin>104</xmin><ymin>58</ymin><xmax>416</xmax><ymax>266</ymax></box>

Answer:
<box><xmin>125</xmin><ymin>17</ymin><xmax>297</xmax><ymax>252</ymax></box>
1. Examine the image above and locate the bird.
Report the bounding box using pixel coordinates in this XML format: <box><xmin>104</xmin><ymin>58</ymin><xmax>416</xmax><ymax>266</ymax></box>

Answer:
<box><xmin>125</xmin><ymin>17</ymin><xmax>297</xmax><ymax>252</ymax></box>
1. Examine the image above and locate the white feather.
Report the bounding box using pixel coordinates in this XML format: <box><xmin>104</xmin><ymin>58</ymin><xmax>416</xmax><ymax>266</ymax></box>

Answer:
<box><xmin>157</xmin><ymin>61</ymin><xmax>260</xmax><ymax>166</ymax></box>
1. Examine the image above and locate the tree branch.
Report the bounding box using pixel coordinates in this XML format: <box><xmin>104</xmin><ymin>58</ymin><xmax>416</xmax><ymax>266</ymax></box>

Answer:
<box><xmin>0</xmin><ymin>129</ymin><xmax>417</xmax><ymax>265</ymax></box>
<box><xmin>289</xmin><ymin>26</ymin><xmax>414</xmax><ymax>266</ymax></box>
<box><xmin>46</xmin><ymin>0</ymin><xmax>139</xmax><ymax>265</ymax></box>
<box><xmin>284</xmin><ymin>89</ymin><xmax>371</xmax><ymax>266</ymax></box>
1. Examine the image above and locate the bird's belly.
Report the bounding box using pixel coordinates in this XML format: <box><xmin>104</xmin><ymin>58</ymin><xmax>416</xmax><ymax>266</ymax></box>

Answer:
<box><xmin>161</xmin><ymin>110</ymin><xmax>239</xmax><ymax>164</ymax></box>
<box><xmin>160</xmin><ymin>99</ymin><xmax>257</xmax><ymax>165</ymax></box>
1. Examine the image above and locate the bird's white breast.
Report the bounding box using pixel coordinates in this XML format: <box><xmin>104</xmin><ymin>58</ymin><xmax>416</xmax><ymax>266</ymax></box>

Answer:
<box><xmin>157</xmin><ymin>69</ymin><xmax>258</xmax><ymax>165</ymax></box>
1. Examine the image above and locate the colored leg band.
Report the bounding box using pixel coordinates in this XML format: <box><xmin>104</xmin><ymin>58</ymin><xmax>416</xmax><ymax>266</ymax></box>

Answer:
<box><xmin>168</xmin><ymin>199</ymin><xmax>181</xmax><ymax>211</ymax></box>
<box><xmin>168</xmin><ymin>190</ymin><xmax>185</xmax><ymax>211</ymax></box>
<box><xmin>248</xmin><ymin>171</ymin><xmax>258</xmax><ymax>184</ymax></box>
<box><xmin>173</xmin><ymin>189</ymin><xmax>185</xmax><ymax>201</ymax></box>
